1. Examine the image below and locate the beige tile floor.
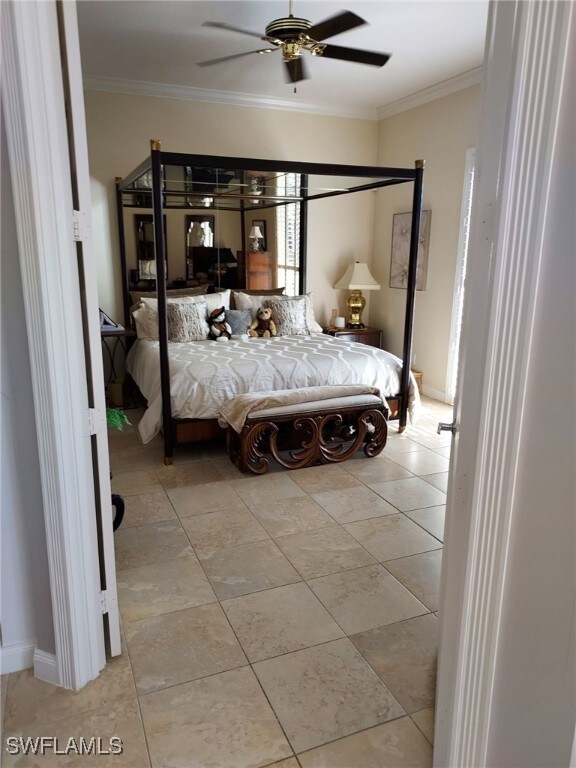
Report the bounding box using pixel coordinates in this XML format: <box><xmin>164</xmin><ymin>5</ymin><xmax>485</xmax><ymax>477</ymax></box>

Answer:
<box><xmin>1</xmin><ymin>397</ymin><xmax>452</xmax><ymax>768</ymax></box>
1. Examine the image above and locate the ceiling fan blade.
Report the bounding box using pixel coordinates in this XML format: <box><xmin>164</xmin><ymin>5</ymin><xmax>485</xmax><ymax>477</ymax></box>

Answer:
<box><xmin>203</xmin><ymin>21</ymin><xmax>268</xmax><ymax>41</ymax></box>
<box><xmin>320</xmin><ymin>44</ymin><xmax>391</xmax><ymax>68</ymax></box>
<box><xmin>284</xmin><ymin>57</ymin><xmax>307</xmax><ymax>83</ymax></box>
<box><xmin>197</xmin><ymin>49</ymin><xmax>275</xmax><ymax>67</ymax></box>
<box><xmin>306</xmin><ymin>11</ymin><xmax>366</xmax><ymax>42</ymax></box>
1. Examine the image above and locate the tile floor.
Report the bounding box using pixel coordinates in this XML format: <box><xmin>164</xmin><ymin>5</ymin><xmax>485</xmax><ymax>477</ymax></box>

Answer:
<box><xmin>1</xmin><ymin>397</ymin><xmax>453</xmax><ymax>768</ymax></box>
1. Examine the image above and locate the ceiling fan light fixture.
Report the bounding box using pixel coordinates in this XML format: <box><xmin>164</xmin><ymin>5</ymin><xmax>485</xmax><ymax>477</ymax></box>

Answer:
<box><xmin>199</xmin><ymin>6</ymin><xmax>390</xmax><ymax>84</ymax></box>
<box><xmin>282</xmin><ymin>42</ymin><xmax>303</xmax><ymax>61</ymax></box>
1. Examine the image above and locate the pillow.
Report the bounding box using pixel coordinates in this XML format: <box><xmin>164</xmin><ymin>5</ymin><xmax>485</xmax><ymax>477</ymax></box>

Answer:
<box><xmin>242</xmin><ymin>288</ymin><xmax>285</xmax><ymax>295</ymax></box>
<box><xmin>264</xmin><ymin>296</ymin><xmax>309</xmax><ymax>336</ymax></box>
<box><xmin>300</xmin><ymin>292</ymin><xmax>323</xmax><ymax>333</ymax></box>
<box><xmin>233</xmin><ymin>291</ymin><xmax>322</xmax><ymax>332</ymax></box>
<box><xmin>204</xmin><ymin>289</ymin><xmax>231</xmax><ymax>314</ymax></box>
<box><xmin>129</xmin><ymin>285</ymin><xmax>208</xmax><ymax>309</ymax></box>
<box><xmin>225</xmin><ymin>309</ymin><xmax>252</xmax><ymax>336</ymax></box>
<box><xmin>231</xmin><ymin>289</ymin><xmax>283</xmax><ymax>312</ymax></box>
<box><xmin>167</xmin><ymin>302</ymin><xmax>210</xmax><ymax>342</ymax></box>
<box><xmin>232</xmin><ymin>292</ymin><xmax>281</xmax><ymax>319</ymax></box>
<box><xmin>142</xmin><ymin>289</ymin><xmax>231</xmax><ymax>316</ymax></box>
<box><xmin>132</xmin><ymin>306</ymin><xmax>158</xmax><ymax>340</ymax></box>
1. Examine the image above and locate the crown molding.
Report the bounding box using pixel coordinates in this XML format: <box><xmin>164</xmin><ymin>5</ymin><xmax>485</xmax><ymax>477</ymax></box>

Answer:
<box><xmin>84</xmin><ymin>67</ymin><xmax>483</xmax><ymax>123</ymax></box>
<box><xmin>82</xmin><ymin>75</ymin><xmax>379</xmax><ymax>121</ymax></box>
<box><xmin>376</xmin><ymin>67</ymin><xmax>483</xmax><ymax>120</ymax></box>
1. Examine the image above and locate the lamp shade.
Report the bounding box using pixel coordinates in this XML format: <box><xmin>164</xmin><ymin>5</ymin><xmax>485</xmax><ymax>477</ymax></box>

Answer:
<box><xmin>334</xmin><ymin>262</ymin><xmax>381</xmax><ymax>290</ymax></box>
<box><xmin>249</xmin><ymin>226</ymin><xmax>263</xmax><ymax>239</ymax></box>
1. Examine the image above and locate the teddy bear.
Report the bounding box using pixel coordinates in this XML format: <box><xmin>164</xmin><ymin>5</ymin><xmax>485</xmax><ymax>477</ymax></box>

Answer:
<box><xmin>208</xmin><ymin>306</ymin><xmax>232</xmax><ymax>341</ymax></box>
<box><xmin>248</xmin><ymin>306</ymin><xmax>277</xmax><ymax>338</ymax></box>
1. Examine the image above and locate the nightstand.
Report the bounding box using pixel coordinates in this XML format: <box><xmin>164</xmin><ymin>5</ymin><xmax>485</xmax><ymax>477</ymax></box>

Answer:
<box><xmin>101</xmin><ymin>326</ymin><xmax>136</xmax><ymax>406</ymax></box>
<box><xmin>324</xmin><ymin>326</ymin><xmax>382</xmax><ymax>349</ymax></box>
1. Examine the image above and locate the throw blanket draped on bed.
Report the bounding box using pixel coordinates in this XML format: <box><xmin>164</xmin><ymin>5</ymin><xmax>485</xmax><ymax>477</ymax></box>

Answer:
<box><xmin>127</xmin><ymin>334</ymin><xmax>421</xmax><ymax>444</ymax></box>
<box><xmin>218</xmin><ymin>384</ymin><xmax>382</xmax><ymax>433</ymax></box>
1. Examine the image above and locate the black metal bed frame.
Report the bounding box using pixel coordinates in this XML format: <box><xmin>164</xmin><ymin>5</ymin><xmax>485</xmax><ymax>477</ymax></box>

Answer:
<box><xmin>116</xmin><ymin>141</ymin><xmax>424</xmax><ymax>464</ymax></box>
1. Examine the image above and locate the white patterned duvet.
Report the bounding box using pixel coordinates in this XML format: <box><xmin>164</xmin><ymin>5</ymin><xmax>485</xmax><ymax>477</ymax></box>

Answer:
<box><xmin>127</xmin><ymin>334</ymin><xmax>420</xmax><ymax>443</ymax></box>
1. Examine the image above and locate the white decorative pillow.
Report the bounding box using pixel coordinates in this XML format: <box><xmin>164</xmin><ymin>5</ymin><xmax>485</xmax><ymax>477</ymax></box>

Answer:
<box><xmin>232</xmin><ymin>292</ymin><xmax>273</xmax><ymax>319</ymax></box>
<box><xmin>167</xmin><ymin>301</ymin><xmax>210</xmax><ymax>342</ymax></box>
<box><xmin>301</xmin><ymin>292</ymin><xmax>323</xmax><ymax>333</ymax></box>
<box><xmin>264</xmin><ymin>296</ymin><xmax>309</xmax><ymax>335</ymax></box>
<box><xmin>203</xmin><ymin>289</ymin><xmax>231</xmax><ymax>314</ymax></box>
<box><xmin>141</xmin><ymin>289</ymin><xmax>231</xmax><ymax>314</ymax></box>
<box><xmin>132</xmin><ymin>307</ymin><xmax>158</xmax><ymax>340</ymax></box>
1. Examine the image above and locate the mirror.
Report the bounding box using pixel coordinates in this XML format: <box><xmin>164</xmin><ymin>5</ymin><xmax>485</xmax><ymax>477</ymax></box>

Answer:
<box><xmin>185</xmin><ymin>215</ymin><xmax>215</xmax><ymax>280</ymax></box>
<box><xmin>134</xmin><ymin>214</ymin><xmax>167</xmax><ymax>286</ymax></box>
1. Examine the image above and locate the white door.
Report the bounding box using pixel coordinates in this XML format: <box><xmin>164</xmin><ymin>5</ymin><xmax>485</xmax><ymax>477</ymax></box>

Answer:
<box><xmin>434</xmin><ymin>1</ymin><xmax>573</xmax><ymax>763</ymax></box>
<box><xmin>2</xmin><ymin>0</ymin><xmax>120</xmax><ymax>689</ymax></box>
<box><xmin>59</xmin><ymin>1</ymin><xmax>121</xmax><ymax>657</ymax></box>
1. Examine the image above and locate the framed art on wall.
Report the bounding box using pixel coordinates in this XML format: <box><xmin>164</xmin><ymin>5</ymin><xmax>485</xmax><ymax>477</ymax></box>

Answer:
<box><xmin>390</xmin><ymin>210</ymin><xmax>432</xmax><ymax>290</ymax></box>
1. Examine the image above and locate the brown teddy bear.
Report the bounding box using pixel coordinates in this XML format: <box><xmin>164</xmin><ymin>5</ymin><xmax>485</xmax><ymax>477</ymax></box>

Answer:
<box><xmin>248</xmin><ymin>306</ymin><xmax>277</xmax><ymax>338</ymax></box>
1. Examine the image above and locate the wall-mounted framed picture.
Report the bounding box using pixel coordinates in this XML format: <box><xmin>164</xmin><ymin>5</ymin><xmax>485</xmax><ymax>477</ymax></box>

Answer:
<box><xmin>390</xmin><ymin>210</ymin><xmax>432</xmax><ymax>291</ymax></box>
<box><xmin>251</xmin><ymin>219</ymin><xmax>267</xmax><ymax>251</ymax></box>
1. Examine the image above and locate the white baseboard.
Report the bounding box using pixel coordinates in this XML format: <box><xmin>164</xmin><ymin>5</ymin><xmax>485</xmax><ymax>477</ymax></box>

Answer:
<box><xmin>33</xmin><ymin>649</ymin><xmax>59</xmax><ymax>686</ymax></box>
<box><xmin>422</xmin><ymin>384</ymin><xmax>447</xmax><ymax>402</ymax></box>
<box><xmin>0</xmin><ymin>641</ymin><xmax>35</xmax><ymax>674</ymax></box>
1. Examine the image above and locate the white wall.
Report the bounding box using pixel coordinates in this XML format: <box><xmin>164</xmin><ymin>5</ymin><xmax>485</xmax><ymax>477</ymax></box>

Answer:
<box><xmin>372</xmin><ymin>86</ymin><xmax>480</xmax><ymax>397</ymax></box>
<box><xmin>485</xmin><ymin>19</ymin><xmax>575</xmax><ymax>764</ymax></box>
<box><xmin>84</xmin><ymin>90</ymin><xmax>378</xmax><ymax>326</ymax></box>
<box><xmin>0</xmin><ymin>118</ymin><xmax>55</xmax><ymax>668</ymax></box>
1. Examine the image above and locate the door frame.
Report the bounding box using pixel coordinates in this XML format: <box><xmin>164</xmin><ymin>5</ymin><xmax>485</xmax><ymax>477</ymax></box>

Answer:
<box><xmin>1</xmin><ymin>0</ymin><xmax>107</xmax><ymax>688</ymax></box>
<box><xmin>435</xmin><ymin>1</ymin><xmax>573</xmax><ymax>764</ymax></box>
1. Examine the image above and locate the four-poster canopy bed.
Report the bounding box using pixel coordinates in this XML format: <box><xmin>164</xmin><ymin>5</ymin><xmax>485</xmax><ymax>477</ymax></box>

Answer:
<box><xmin>116</xmin><ymin>141</ymin><xmax>424</xmax><ymax>466</ymax></box>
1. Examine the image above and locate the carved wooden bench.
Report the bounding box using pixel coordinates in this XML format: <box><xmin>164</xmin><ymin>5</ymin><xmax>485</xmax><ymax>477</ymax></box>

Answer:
<box><xmin>226</xmin><ymin>393</ymin><xmax>388</xmax><ymax>475</ymax></box>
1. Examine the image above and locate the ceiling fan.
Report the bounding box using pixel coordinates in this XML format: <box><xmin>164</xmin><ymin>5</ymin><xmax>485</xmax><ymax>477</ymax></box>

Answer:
<box><xmin>197</xmin><ymin>2</ymin><xmax>391</xmax><ymax>83</ymax></box>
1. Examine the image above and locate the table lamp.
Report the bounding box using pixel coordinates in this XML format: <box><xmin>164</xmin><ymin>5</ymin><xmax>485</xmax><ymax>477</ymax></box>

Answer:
<box><xmin>334</xmin><ymin>261</ymin><xmax>381</xmax><ymax>328</ymax></box>
<box><xmin>249</xmin><ymin>225</ymin><xmax>264</xmax><ymax>251</ymax></box>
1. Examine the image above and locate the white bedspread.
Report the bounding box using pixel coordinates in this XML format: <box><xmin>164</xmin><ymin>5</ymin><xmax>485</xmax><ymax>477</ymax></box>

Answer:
<box><xmin>127</xmin><ymin>334</ymin><xmax>421</xmax><ymax>444</ymax></box>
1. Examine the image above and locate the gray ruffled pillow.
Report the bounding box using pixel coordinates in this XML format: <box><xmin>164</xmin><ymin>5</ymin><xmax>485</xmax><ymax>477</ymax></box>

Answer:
<box><xmin>264</xmin><ymin>296</ymin><xmax>309</xmax><ymax>336</ymax></box>
<box><xmin>167</xmin><ymin>301</ymin><xmax>210</xmax><ymax>342</ymax></box>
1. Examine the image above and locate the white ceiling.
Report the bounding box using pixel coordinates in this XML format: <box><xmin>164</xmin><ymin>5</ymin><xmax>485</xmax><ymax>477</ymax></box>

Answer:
<box><xmin>77</xmin><ymin>1</ymin><xmax>488</xmax><ymax>118</ymax></box>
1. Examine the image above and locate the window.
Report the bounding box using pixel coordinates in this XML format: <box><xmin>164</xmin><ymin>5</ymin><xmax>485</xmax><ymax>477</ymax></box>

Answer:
<box><xmin>276</xmin><ymin>173</ymin><xmax>300</xmax><ymax>295</ymax></box>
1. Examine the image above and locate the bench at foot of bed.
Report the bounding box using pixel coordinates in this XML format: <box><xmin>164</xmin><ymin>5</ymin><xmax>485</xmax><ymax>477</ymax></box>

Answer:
<box><xmin>226</xmin><ymin>394</ymin><xmax>388</xmax><ymax>475</ymax></box>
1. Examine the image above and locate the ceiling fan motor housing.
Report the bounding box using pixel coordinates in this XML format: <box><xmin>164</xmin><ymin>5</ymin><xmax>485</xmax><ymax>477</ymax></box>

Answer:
<box><xmin>265</xmin><ymin>16</ymin><xmax>311</xmax><ymax>41</ymax></box>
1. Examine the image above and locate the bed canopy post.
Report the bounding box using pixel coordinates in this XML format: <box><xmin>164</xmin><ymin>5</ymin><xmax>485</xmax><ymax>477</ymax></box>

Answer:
<box><xmin>150</xmin><ymin>138</ymin><xmax>174</xmax><ymax>464</ymax></box>
<box><xmin>115</xmin><ymin>176</ymin><xmax>131</xmax><ymax>329</ymax></box>
<box><xmin>399</xmin><ymin>159</ymin><xmax>425</xmax><ymax>431</ymax></box>
<box><xmin>299</xmin><ymin>173</ymin><xmax>308</xmax><ymax>294</ymax></box>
